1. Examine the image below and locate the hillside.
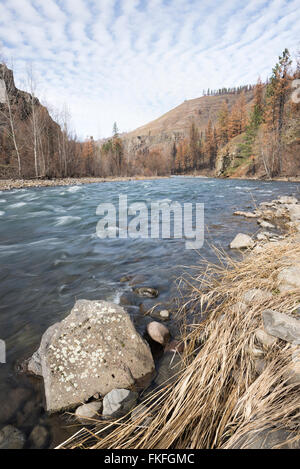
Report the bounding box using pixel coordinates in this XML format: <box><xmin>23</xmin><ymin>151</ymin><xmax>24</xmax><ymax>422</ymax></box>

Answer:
<box><xmin>126</xmin><ymin>91</ymin><xmax>254</xmax><ymax>138</ymax></box>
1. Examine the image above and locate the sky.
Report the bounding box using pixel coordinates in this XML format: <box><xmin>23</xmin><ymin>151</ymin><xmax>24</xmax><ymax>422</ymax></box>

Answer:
<box><xmin>0</xmin><ymin>0</ymin><xmax>299</xmax><ymax>139</ymax></box>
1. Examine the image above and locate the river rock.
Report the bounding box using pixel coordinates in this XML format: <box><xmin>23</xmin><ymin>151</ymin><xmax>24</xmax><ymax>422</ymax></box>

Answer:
<box><xmin>159</xmin><ymin>310</ymin><xmax>170</xmax><ymax>320</ymax></box>
<box><xmin>0</xmin><ymin>387</ymin><xmax>32</xmax><ymax>423</ymax></box>
<box><xmin>133</xmin><ymin>287</ymin><xmax>159</xmax><ymax>298</ymax></box>
<box><xmin>230</xmin><ymin>233</ymin><xmax>254</xmax><ymax>250</ymax></box>
<box><xmin>75</xmin><ymin>401</ymin><xmax>102</xmax><ymax>425</ymax></box>
<box><xmin>131</xmin><ymin>404</ymin><xmax>153</xmax><ymax>427</ymax></box>
<box><xmin>0</xmin><ymin>425</ymin><xmax>25</xmax><ymax>449</ymax></box>
<box><xmin>230</xmin><ymin>302</ymin><xmax>248</xmax><ymax>313</ymax></box>
<box><xmin>287</xmin><ymin>204</ymin><xmax>300</xmax><ymax>222</ymax></box>
<box><xmin>279</xmin><ymin>196</ymin><xmax>298</xmax><ymax>204</ymax></box>
<box><xmin>230</xmin><ymin>427</ymin><xmax>299</xmax><ymax>449</ymax></box>
<box><xmin>233</xmin><ymin>211</ymin><xmax>258</xmax><ymax>218</ymax></box>
<box><xmin>147</xmin><ymin>321</ymin><xmax>170</xmax><ymax>345</ymax></box>
<box><xmin>155</xmin><ymin>352</ymin><xmax>183</xmax><ymax>387</ymax></box>
<box><xmin>28</xmin><ymin>425</ymin><xmax>49</xmax><ymax>449</ymax></box>
<box><xmin>28</xmin><ymin>300</ymin><xmax>155</xmax><ymax>413</ymax></box>
<box><xmin>255</xmin><ymin>328</ymin><xmax>277</xmax><ymax>348</ymax></box>
<box><xmin>258</xmin><ymin>219</ymin><xmax>275</xmax><ymax>229</ymax></box>
<box><xmin>285</xmin><ymin>347</ymin><xmax>300</xmax><ymax>385</ymax></box>
<box><xmin>102</xmin><ymin>389</ymin><xmax>138</xmax><ymax>418</ymax></box>
<box><xmin>262</xmin><ymin>309</ymin><xmax>300</xmax><ymax>344</ymax></box>
<box><xmin>243</xmin><ymin>288</ymin><xmax>273</xmax><ymax>305</ymax></box>
<box><xmin>278</xmin><ymin>264</ymin><xmax>300</xmax><ymax>292</ymax></box>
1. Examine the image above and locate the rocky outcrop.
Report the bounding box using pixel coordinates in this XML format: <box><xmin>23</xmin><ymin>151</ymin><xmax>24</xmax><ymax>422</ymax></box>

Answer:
<box><xmin>28</xmin><ymin>300</ymin><xmax>155</xmax><ymax>413</ymax></box>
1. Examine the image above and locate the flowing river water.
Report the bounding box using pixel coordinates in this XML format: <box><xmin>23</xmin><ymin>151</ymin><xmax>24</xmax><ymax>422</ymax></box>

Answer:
<box><xmin>0</xmin><ymin>176</ymin><xmax>299</xmax><ymax>447</ymax></box>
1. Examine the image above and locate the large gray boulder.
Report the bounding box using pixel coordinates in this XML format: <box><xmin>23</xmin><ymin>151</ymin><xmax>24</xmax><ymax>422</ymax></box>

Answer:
<box><xmin>263</xmin><ymin>309</ymin><xmax>300</xmax><ymax>344</ymax></box>
<box><xmin>28</xmin><ymin>300</ymin><xmax>155</xmax><ymax>413</ymax></box>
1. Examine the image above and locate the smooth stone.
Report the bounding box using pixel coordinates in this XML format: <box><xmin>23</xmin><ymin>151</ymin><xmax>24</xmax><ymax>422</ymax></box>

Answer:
<box><xmin>147</xmin><ymin>321</ymin><xmax>170</xmax><ymax>345</ymax></box>
<box><xmin>233</xmin><ymin>211</ymin><xmax>257</xmax><ymax>218</ymax></box>
<box><xmin>75</xmin><ymin>401</ymin><xmax>102</xmax><ymax>425</ymax></box>
<box><xmin>254</xmin><ymin>358</ymin><xmax>267</xmax><ymax>375</ymax></box>
<box><xmin>263</xmin><ymin>309</ymin><xmax>300</xmax><ymax>344</ymax></box>
<box><xmin>28</xmin><ymin>425</ymin><xmax>49</xmax><ymax>449</ymax></box>
<box><xmin>0</xmin><ymin>387</ymin><xmax>32</xmax><ymax>423</ymax></box>
<box><xmin>230</xmin><ymin>233</ymin><xmax>255</xmax><ymax>250</ymax></box>
<box><xmin>243</xmin><ymin>288</ymin><xmax>273</xmax><ymax>305</ymax></box>
<box><xmin>230</xmin><ymin>427</ymin><xmax>299</xmax><ymax>449</ymax></box>
<box><xmin>28</xmin><ymin>300</ymin><xmax>154</xmax><ymax>413</ymax></box>
<box><xmin>255</xmin><ymin>328</ymin><xmax>277</xmax><ymax>348</ymax></box>
<box><xmin>164</xmin><ymin>340</ymin><xmax>184</xmax><ymax>353</ymax></box>
<box><xmin>131</xmin><ymin>404</ymin><xmax>153</xmax><ymax>427</ymax></box>
<box><xmin>278</xmin><ymin>264</ymin><xmax>300</xmax><ymax>292</ymax></box>
<box><xmin>159</xmin><ymin>310</ymin><xmax>170</xmax><ymax>319</ymax></box>
<box><xmin>230</xmin><ymin>302</ymin><xmax>247</xmax><ymax>313</ymax></box>
<box><xmin>285</xmin><ymin>347</ymin><xmax>300</xmax><ymax>385</ymax></box>
<box><xmin>102</xmin><ymin>389</ymin><xmax>138</xmax><ymax>419</ymax></box>
<box><xmin>0</xmin><ymin>425</ymin><xmax>25</xmax><ymax>449</ymax></box>
<box><xmin>133</xmin><ymin>287</ymin><xmax>159</xmax><ymax>298</ymax></box>
<box><xmin>278</xmin><ymin>196</ymin><xmax>298</xmax><ymax>205</ymax></box>
<box><xmin>258</xmin><ymin>220</ymin><xmax>275</xmax><ymax>229</ymax></box>
<box><xmin>155</xmin><ymin>352</ymin><xmax>183</xmax><ymax>387</ymax></box>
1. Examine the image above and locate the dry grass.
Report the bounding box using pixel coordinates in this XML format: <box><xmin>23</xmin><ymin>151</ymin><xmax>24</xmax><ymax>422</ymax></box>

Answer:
<box><xmin>57</xmin><ymin>236</ymin><xmax>300</xmax><ymax>449</ymax></box>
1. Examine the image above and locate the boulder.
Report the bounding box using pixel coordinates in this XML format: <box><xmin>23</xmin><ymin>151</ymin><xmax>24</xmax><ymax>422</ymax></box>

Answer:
<box><xmin>243</xmin><ymin>289</ymin><xmax>273</xmax><ymax>305</ymax></box>
<box><xmin>230</xmin><ymin>233</ymin><xmax>254</xmax><ymax>250</ymax></box>
<box><xmin>28</xmin><ymin>300</ymin><xmax>155</xmax><ymax>413</ymax></box>
<box><xmin>0</xmin><ymin>425</ymin><xmax>25</xmax><ymax>449</ymax></box>
<box><xmin>28</xmin><ymin>425</ymin><xmax>49</xmax><ymax>449</ymax></box>
<box><xmin>147</xmin><ymin>321</ymin><xmax>170</xmax><ymax>345</ymax></box>
<box><xmin>102</xmin><ymin>389</ymin><xmax>138</xmax><ymax>418</ymax></box>
<box><xmin>278</xmin><ymin>265</ymin><xmax>300</xmax><ymax>292</ymax></box>
<box><xmin>75</xmin><ymin>401</ymin><xmax>102</xmax><ymax>425</ymax></box>
<box><xmin>263</xmin><ymin>309</ymin><xmax>300</xmax><ymax>344</ymax></box>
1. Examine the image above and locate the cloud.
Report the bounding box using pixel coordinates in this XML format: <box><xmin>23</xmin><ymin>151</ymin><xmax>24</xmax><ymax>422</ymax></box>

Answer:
<box><xmin>0</xmin><ymin>0</ymin><xmax>299</xmax><ymax>138</ymax></box>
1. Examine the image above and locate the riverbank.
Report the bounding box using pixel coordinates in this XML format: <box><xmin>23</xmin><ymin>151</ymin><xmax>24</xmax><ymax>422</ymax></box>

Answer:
<box><xmin>0</xmin><ymin>176</ymin><xmax>170</xmax><ymax>192</ymax></box>
<box><xmin>1</xmin><ymin>174</ymin><xmax>299</xmax><ymax>192</ymax></box>
<box><xmin>57</xmin><ymin>195</ymin><xmax>300</xmax><ymax>449</ymax></box>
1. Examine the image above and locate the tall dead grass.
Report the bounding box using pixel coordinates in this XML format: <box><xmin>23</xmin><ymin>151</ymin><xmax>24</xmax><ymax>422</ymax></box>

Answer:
<box><xmin>58</xmin><ymin>236</ymin><xmax>300</xmax><ymax>449</ymax></box>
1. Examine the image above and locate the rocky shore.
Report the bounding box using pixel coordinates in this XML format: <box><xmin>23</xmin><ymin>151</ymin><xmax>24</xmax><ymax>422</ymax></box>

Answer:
<box><xmin>0</xmin><ymin>176</ymin><xmax>170</xmax><ymax>192</ymax></box>
<box><xmin>1</xmin><ymin>193</ymin><xmax>299</xmax><ymax>449</ymax></box>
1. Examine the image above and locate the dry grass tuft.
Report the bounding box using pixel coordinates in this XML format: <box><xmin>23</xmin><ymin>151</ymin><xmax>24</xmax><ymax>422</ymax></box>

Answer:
<box><xmin>57</xmin><ymin>236</ymin><xmax>300</xmax><ymax>449</ymax></box>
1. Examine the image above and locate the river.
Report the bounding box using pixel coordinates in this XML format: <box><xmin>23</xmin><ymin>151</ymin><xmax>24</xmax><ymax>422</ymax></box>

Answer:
<box><xmin>0</xmin><ymin>176</ymin><xmax>299</xmax><ymax>447</ymax></box>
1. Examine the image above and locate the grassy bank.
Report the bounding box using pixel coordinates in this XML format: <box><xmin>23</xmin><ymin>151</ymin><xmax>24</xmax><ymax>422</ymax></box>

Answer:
<box><xmin>58</xmin><ymin>230</ymin><xmax>300</xmax><ymax>449</ymax></box>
